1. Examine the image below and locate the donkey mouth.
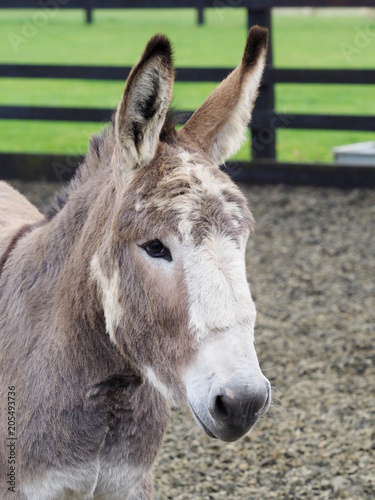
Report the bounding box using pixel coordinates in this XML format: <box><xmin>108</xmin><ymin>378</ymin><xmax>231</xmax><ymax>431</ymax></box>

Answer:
<box><xmin>189</xmin><ymin>405</ymin><xmax>217</xmax><ymax>439</ymax></box>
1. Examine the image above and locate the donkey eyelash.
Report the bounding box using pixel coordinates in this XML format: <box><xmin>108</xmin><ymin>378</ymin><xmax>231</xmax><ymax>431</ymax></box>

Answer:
<box><xmin>139</xmin><ymin>239</ymin><xmax>173</xmax><ymax>262</ymax></box>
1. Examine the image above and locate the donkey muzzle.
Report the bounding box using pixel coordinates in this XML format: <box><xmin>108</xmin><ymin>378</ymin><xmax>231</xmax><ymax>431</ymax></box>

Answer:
<box><xmin>185</xmin><ymin>327</ymin><xmax>271</xmax><ymax>442</ymax></box>
<box><xmin>208</xmin><ymin>382</ymin><xmax>271</xmax><ymax>441</ymax></box>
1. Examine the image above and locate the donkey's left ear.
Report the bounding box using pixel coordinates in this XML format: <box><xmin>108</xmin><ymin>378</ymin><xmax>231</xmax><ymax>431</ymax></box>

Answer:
<box><xmin>179</xmin><ymin>26</ymin><xmax>268</xmax><ymax>166</ymax></box>
<box><xmin>115</xmin><ymin>34</ymin><xmax>174</xmax><ymax>172</ymax></box>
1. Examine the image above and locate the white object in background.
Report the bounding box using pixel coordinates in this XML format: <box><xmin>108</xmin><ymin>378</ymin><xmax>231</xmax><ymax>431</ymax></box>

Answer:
<box><xmin>333</xmin><ymin>141</ymin><xmax>375</xmax><ymax>166</ymax></box>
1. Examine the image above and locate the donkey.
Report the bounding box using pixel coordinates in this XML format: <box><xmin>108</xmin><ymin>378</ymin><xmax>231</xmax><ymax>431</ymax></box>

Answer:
<box><xmin>0</xmin><ymin>26</ymin><xmax>270</xmax><ymax>499</ymax></box>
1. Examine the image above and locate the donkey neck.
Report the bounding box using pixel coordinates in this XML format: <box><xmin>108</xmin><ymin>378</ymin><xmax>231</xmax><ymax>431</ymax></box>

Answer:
<box><xmin>44</xmin><ymin>172</ymin><xmax>121</xmax><ymax>346</ymax></box>
<box><xmin>1</xmin><ymin>172</ymin><xmax>131</xmax><ymax>383</ymax></box>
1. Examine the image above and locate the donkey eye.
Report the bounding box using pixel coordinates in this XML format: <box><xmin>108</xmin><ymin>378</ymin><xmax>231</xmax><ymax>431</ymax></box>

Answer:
<box><xmin>139</xmin><ymin>240</ymin><xmax>172</xmax><ymax>262</ymax></box>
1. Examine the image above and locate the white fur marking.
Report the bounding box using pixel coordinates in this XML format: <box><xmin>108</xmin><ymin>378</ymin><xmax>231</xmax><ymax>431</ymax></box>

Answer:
<box><xmin>183</xmin><ymin>231</ymin><xmax>256</xmax><ymax>340</ymax></box>
<box><xmin>144</xmin><ymin>365</ymin><xmax>171</xmax><ymax>401</ymax></box>
<box><xmin>90</xmin><ymin>254</ymin><xmax>122</xmax><ymax>346</ymax></box>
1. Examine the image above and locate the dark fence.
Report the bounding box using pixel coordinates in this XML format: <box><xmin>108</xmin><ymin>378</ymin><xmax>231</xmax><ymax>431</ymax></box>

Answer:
<box><xmin>1</xmin><ymin>0</ymin><xmax>375</xmax><ymax>187</ymax></box>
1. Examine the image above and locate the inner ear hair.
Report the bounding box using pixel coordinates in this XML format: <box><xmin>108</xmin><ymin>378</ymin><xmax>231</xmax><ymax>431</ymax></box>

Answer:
<box><xmin>115</xmin><ymin>34</ymin><xmax>174</xmax><ymax>170</ymax></box>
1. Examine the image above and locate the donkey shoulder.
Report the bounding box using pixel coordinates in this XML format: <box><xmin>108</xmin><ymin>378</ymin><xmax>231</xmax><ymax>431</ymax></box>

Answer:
<box><xmin>0</xmin><ymin>181</ymin><xmax>44</xmax><ymax>256</ymax></box>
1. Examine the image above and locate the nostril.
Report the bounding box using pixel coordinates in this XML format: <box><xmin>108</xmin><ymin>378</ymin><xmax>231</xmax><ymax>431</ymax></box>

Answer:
<box><xmin>214</xmin><ymin>395</ymin><xmax>231</xmax><ymax>420</ymax></box>
<box><xmin>210</xmin><ymin>384</ymin><xmax>271</xmax><ymax>429</ymax></box>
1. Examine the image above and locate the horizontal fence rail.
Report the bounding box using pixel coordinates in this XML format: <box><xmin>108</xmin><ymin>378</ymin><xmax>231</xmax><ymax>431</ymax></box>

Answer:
<box><xmin>1</xmin><ymin>153</ymin><xmax>374</xmax><ymax>189</ymax></box>
<box><xmin>268</xmin><ymin>69</ymin><xmax>375</xmax><ymax>85</ymax></box>
<box><xmin>2</xmin><ymin>64</ymin><xmax>375</xmax><ymax>85</ymax></box>
<box><xmin>0</xmin><ymin>0</ymin><xmax>210</xmax><ymax>8</ymax></box>
<box><xmin>251</xmin><ymin>112</ymin><xmax>375</xmax><ymax>132</ymax></box>
<box><xmin>1</xmin><ymin>106</ymin><xmax>374</xmax><ymax>133</ymax></box>
<box><xmin>1</xmin><ymin>0</ymin><xmax>375</xmax><ymax>8</ymax></box>
<box><xmin>0</xmin><ymin>64</ymin><xmax>232</xmax><ymax>82</ymax></box>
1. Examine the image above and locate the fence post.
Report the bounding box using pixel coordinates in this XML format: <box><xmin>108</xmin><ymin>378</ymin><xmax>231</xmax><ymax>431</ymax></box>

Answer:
<box><xmin>247</xmin><ymin>6</ymin><xmax>275</xmax><ymax>161</ymax></box>
<box><xmin>197</xmin><ymin>8</ymin><xmax>204</xmax><ymax>25</ymax></box>
<box><xmin>197</xmin><ymin>0</ymin><xmax>204</xmax><ymax>25</ymax></box>
<box><xmin>86</xmin><ymin>8</ymin><xmax>93</xmax><ymax>24</ymax></box>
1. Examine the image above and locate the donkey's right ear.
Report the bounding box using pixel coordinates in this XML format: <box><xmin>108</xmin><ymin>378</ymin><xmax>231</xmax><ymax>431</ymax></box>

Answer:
<box><xmin>114</xmin><ymin>34</ymin><xmax>174</xmax><ymax>174</ymax></box>
<box><xmin>178</xmin><ymin>26</ymin><xmax>267</xmax><ymax>166</ymax></box>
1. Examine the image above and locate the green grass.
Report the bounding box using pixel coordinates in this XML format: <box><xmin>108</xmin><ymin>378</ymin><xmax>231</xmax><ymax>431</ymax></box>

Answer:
<box><xmin>0</xmin><ymin>8</ymin><xmax>374</xmax><ymax>162</ymax></box>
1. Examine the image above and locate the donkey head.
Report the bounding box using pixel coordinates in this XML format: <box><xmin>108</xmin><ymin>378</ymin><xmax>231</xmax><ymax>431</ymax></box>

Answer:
<box><xmin>93</xmin><ymin>27</ymin><xmax>270</xmax><ymax>442</ymax></box>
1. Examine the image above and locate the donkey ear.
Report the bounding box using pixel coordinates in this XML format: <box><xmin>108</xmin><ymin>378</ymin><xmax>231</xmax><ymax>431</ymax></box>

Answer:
<box><xmin>115</xmin><ymin>34</ymin><xmax>174</xmax><ymax>171</ymax></box>
<box><xmin>178</xmin><ymin>26</ymin><xmax>268</xmax><ymax>165</ymax></box>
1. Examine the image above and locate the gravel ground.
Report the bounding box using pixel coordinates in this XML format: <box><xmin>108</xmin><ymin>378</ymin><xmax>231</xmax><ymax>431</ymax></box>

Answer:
<box><xmin>9</xmin><ymin>181</ymin><xmax>375</xmax><ymax>500</ymax></box>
